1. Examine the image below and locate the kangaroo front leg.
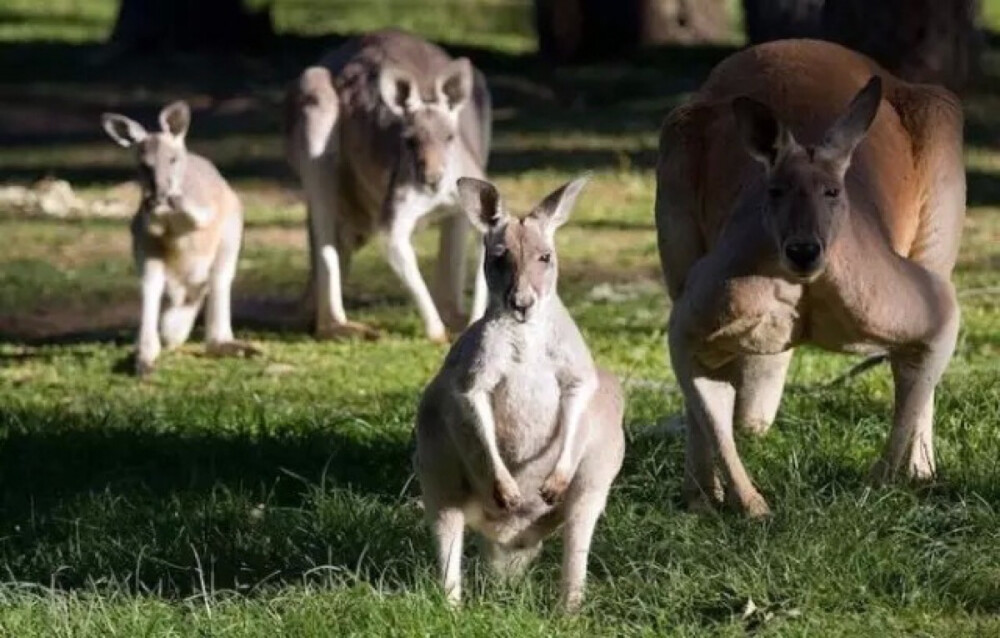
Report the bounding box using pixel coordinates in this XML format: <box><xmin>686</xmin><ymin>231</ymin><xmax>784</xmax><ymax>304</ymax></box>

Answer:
<box><xmin>384</xmin><ymin>217</ymin><xmax>448</xmax><ymax>343</ymax></box>
<box><xmin>466</xmin><ymin>390</ymin><xmax>521</xmax><ymax>509</ymax></box>
<box><xmin>136</xmin><ymin>259</ymin><xmax>166</xmax><ymax>377</ymax></box>
<box><xmin>874</xmin><ymin>310</ymin><xmax>959</xmax><ymax>483</ymax></box>
<box><xmin>541</xmin><ymin>375</ymin><xmax>597</xmax><ymax>504</ymax></box>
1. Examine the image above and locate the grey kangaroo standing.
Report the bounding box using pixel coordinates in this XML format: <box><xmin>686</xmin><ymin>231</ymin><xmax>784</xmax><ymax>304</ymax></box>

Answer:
<box><xmin>284</xmin><ymin>29</ymin><xmax>492</xmax><ymax>342</ymax></box>
<box><xmin>656</xmin><ymin>40</ymin><xmax>964</xmax><ymax>517</ymax></box>
<box><xmin>102</xmin><ymin>101</ymin><xmax>257</xmax><ymax>376</ymax></box>
<box><xmin>415</xmin><ymin>175</ymin><xmax>625</xmax><ymax>612</ymax></box>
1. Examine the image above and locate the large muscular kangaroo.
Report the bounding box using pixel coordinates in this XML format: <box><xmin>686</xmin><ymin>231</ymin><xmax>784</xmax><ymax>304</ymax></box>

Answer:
<box><xmin>656</xmin><ymin>39</ymin><xmax>964</xmax><ymax>517</ymax></box>
<box><xmin>284</xmin><ymin>29</ymin><xmax>492</xmax><ymax>342</ymax></box>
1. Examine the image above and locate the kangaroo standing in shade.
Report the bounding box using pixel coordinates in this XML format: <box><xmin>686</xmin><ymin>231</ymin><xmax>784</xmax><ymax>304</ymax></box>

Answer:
<box><xmin>415</xmin><ymin>175</ymin><xmax>625</xmax><ymax>612</ymax></box>
<box><xmin>284</xmin><ymin>28</ymin><xmax>492</xmax><ymax>342</ymax></box>
<box><xmin>102</xmin><ymin>101</ymin><xmax>257</xmax><ymax>376</ymax></box>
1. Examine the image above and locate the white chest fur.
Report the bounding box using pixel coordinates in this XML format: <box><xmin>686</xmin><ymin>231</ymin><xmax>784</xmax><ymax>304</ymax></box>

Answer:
<box><xmin>489</xmin><ymin>327</ymin><xmax>563</xmax><ymax>466</ymax></box>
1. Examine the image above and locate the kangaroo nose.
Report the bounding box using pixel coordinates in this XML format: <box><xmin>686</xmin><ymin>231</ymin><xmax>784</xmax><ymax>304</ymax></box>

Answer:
<box><xmin>423</xmin><ymin>168</ymin><xmax>443</xmax><ymax>188</ymax></box>
<box><xmin>507</xmin><ymin>291</ymin><xmax>535</xmax><ymax>320</ymax></box>
<box><xmin>783</xmin><ymin>241</ymin><xmax>822</xmax><ymax>272</ymax></box>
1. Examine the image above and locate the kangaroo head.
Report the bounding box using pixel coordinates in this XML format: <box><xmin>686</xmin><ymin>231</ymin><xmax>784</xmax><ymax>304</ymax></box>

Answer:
<box><xmin>379</xmin><ymin>58</ymin><xmax>472</xmax><ymax>191</ymax></box>
<box><xmin>458</xmin><ymin>174</ymin><xmax>589</xmax><ymax>323</ymax></box>
<box><xmin>102</xmin><ymin>101</ymin><xmax>192</xmax><ymax>209</ymax></box>
<box><xmin>733</xmin><ymin>76</ymin><xmax>882</xmax><ymax>281</ymax></box>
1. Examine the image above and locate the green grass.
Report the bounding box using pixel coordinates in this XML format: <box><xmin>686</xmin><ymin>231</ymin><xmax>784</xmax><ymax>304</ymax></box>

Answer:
<box><xmin>2</xmin><ymin>1</ymin><xmax>1000</xmax><ymax>636</ymax></box>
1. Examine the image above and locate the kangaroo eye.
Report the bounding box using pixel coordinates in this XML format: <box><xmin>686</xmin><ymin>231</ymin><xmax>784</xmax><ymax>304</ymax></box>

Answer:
<box><xmin>539</xmin><ymin>253</ymin><xmax>552</xmax><ymax>264</ymax></box>
<box><xmin>824</xmin><ymin>187</ymin><xmax>840</xmax><ymax>198</ymax></box>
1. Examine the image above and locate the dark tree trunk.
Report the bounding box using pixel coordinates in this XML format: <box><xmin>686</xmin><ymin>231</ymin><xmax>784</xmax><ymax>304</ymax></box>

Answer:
<box><xmin>741</xmin><ymin>0</ymin><xmax>981</xmax><ymax>90</ymax></box>
<box><xmin>742</xmin><ymin>0</ymin><xmax>824</xmax><ymax>44</ymax></box>
<box><xmin>109</xmin><ymin>0</ymin><xmax>274</xmax><ymax>53</ymax></box>
<box><xmin>822</xmin><ymin>0</ymin><xmax>981</xmax><ymax>90</ymax></box>
<box><xmin>535</xmin><ymin>0</ymin><xmax>729</xmax><ymax>63</ymax></box>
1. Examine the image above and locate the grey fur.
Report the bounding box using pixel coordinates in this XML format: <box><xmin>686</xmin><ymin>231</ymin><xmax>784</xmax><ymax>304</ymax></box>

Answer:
<box><xmin>415</xmin><ymin>176</ymin><xmax>625</xmax><ymax>612</ymax></box>
<box><xmin>285</xmin><ymin>29</ymin><xmax>493</xmax><ymax>341</ymax></box>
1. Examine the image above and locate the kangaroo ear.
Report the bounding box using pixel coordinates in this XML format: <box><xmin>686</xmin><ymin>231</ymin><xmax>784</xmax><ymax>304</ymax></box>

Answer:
<box><xmin>159</xmin><ymin>100</ymin><xmax>191</xmax><ymax>140</ymax></box>
<box><xmin>101</xmin><ymin>113</ymin><xmax>147</xmax><ymax>148</ymax></box>
<box><xmin>436</xmin><ymin>58</ymin><xmax>472</xmax><ymax>112</ymax></box>
<box><xmin>379</xmin><ymin>66</ymin><xmax>421</xmax><ymax>117</ymax></box>
<box><xmin>732</xmin><ymin>96</ymin><xmax>795</xmax><ymax>169</ymax></box>
<box><xmin>532</xmin><ymin>173</ymin><xmax>590</xmax><ymax>232</ymax></box>
<box><xmin>457</xmin><ymin>177</ymin><xmax>508</xmax><ymax>233</ymax></box>
<box><xmin>817</xmin><ymin>76</ymin><xmax>882</xmax><ymax>174</ymax></box>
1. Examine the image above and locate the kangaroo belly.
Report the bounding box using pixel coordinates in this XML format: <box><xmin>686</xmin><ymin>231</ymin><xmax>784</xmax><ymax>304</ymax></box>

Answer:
<box><xmin>491</xmin><ymin>366</ymin><xmax>562</xmax><ymax>468</ymax></box>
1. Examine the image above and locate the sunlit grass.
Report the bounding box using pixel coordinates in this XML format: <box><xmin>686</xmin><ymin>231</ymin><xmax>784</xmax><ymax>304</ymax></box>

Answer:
<box><xmin>1</xmin><ymin>0</ymin><xmax>1000</xmax><ymax>636</ymax></box>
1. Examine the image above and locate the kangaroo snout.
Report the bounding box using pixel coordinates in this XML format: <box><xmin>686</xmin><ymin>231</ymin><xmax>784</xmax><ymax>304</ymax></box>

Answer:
<box><xmin>416</xmin><ymin>156</ymin><xmax>444</xmax><ymax>189</ymax></box>
<box><xmin>782</xmin><ymin>239</ymin><xmax>824</xmax><ymax>276</ymax></box>
<box><xmin>507</xmin><ymin>289</ymin><xmax>536</xmax><ymax>321</ymax></box>
<box><xmin>421</xmin><ymin>165</ymin><xmax>443</xmax><ymax>188</ymax></box>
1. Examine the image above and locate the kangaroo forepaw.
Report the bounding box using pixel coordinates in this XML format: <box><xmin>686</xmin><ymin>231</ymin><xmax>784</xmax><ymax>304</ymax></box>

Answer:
<box><xmin>539</xmin><ymin>470</ymin><xmax>571</xmax><ymax>505</ymax></box>
<box><xmin>492</xmin><ymin>476</ymin><xmax>522</xmax><ymax>511</ymax></box>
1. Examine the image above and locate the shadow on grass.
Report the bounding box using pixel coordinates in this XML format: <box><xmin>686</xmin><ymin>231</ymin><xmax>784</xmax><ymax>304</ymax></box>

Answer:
<box><xmin>0</xmin><ymin>396</ymin><xmax>424</xmax><ymax>595</ymax></box>
<box><xmin>0</xmin><ymin>295</ymin><xmax>310</xmax><ymax>346</ymax></box>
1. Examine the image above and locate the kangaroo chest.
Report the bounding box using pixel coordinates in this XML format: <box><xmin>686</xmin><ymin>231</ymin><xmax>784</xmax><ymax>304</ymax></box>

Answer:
<box><xmin>491</xmin><ymin>354</ymin><xmax>563</xmax><ymax>468</ymax></box>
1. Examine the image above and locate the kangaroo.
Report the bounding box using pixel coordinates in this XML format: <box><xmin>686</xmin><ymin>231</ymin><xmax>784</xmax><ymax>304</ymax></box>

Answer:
<box><xmin>102</xmin><ymin>101</ymin><xmax>258</xmax><ymax>377</ymax></box>
<box><xmin>415</xmin><ymin>175</ymin><xmax>625</xmax><ymax>612</ymax></box>
<box><xmin>656</xmin><ymin>39</ymin><xmax>964</xmax><ymax>517</ymax></box>
<box><xmin>284</xmin><ymin>29</ymin><xmax>492</xmax><ymax>342</ymax></box>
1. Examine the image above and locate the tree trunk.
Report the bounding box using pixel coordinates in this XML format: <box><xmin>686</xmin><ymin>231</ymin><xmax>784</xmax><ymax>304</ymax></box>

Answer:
<box><xmin>109</xmin><ymin>0</ymin><xmax>274</xmax><ymax>53</ymax></box>
<box><xmin>741</xmin><ymin>0</ymin><xmax>981</xmax><ymax>91</ymax></box>
<box><xmin>535</xmin><ymin>0</ymin><xmax>729</xmax><ymax>63</ymax></box>
<box><xmin>822</xmin><ymin>0</ymin><xmax>981</xmax><ymax>90</ymax></box>
<box><xmin>742</xmin><ymin>0</ymin><xmax>824</xmax><ymax>44</ymax></box>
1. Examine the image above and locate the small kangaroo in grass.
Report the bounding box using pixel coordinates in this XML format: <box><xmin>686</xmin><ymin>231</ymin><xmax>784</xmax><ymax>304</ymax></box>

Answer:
<box><xmin>657</xmin><ymin>40</ymin><xmax>964</xmax><ymax>517</ymax></box>
<box><xmin>284</xmin><ymin>29</ymin><xmax>491</xmax><ymax>342</ymax></box>
<box><xmin>102</xmin><ymin>101</ymin><xmax>258</xmax><ymax>377</ymax></box>
<box><xmin>415</xmin><ymin>175</ymin><xmax>625</xmax><ymax>612</ymax></box>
